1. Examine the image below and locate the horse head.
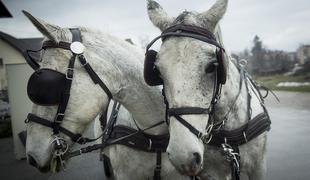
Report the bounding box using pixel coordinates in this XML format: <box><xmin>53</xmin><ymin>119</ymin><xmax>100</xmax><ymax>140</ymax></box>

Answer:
<box><xmin>23</xmin><ymin>11</ymin><xmax>112</xmax><ymax>172</ymax></box>
<box><xmin>146</xmin><ymin>0</ymin><xmax>228</xmax><ymax>176</ymax></box>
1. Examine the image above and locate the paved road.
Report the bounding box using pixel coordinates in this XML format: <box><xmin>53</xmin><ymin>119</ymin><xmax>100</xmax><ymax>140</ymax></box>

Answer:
<box><xmin>0</xmin><ymin>91</ymin><xmax>309</xmax><ymax>180</ymax></box>
<box><xmin>265</xmin><ymin>91</ymin><xmax>310</xmax><ymax>180</ymax></box>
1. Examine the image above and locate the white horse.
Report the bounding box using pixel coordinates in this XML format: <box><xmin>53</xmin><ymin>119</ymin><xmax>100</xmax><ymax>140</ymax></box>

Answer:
<box><xmin>146</xmin><ymin>0</ymin><xmax>269</xmax><ymax>179</ymax></box>
<box><xmin>23</xmin><ymin>12</ymin><xmax>188</xmax><ymax>180</ymax></box>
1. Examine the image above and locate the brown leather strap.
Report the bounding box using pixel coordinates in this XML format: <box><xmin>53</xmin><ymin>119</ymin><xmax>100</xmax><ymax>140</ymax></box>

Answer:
<box><xmin>42</xmin><ymin>40</ymin><xmax>71</xmax><ymax>50</ymax></box>
<box><xmin>209</xmin><ymin>113</ymin><xmax>271</xmax><ymax>147</ymax></box>
<box><xmin>163</xmin><ymin>24</ymin><xmax>216</xmax><ymax>40</ymax></box>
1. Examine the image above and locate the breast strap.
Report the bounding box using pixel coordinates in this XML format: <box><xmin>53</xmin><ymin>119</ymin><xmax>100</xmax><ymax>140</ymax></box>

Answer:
<box><xmin>208</xmin><ymin>112</ymin><xmax>271</xmax><ymax>147</ymax></box>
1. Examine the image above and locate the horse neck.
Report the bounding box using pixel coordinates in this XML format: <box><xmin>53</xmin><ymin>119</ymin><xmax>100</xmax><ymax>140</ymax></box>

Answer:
<box><xmin>209</xmin><ymin>25</ymin><xmax>246</xmax><ymax>129</ymax></box>
<box><xmin>217</xmin><ymin>56</ymin><xmax>265</xmax><ymax>130</ymax></box>
<box><xmin>215</xmin><ymin>59</ymin><xmax>247</xmax><ymax>129</ymax></box>
<box><xmin>83</xmin><ymin>30</ymin><xmax>167</xmax><ymax>135</ymax></box>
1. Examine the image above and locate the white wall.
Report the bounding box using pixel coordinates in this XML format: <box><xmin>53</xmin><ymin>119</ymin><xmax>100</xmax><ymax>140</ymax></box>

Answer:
<box><xmin>6</xmin><ymin>63</ymin><xmax>33</xmax><ymax>160</ymax></box>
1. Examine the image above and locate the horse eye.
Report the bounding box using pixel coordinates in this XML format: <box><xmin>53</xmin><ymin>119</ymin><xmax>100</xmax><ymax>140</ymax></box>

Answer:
<box><xmin>205</xmin><ymin>61</ymin><xmax>216</xmax><ymax>74</ymax></box>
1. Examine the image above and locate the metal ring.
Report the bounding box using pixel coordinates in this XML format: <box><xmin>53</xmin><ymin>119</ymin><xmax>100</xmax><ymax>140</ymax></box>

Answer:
<box><xmin>239</xmin><ymin>59</ymin><xmax>247</xmax><ymax>67</ymax></box>
<box><xmin>24</xmin><ymin>118</ymin><xmax>29</xmax><ymax>123</ymax></box>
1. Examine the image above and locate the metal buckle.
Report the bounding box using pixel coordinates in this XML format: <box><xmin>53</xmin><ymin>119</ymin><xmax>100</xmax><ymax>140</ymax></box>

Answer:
<box><xmin>201</xmin><ymin>133</ymin><xmax>213</xmax><ymax>144</ymax></box>
<box><xmin>221</xmin><ymin>143</ymin><xmax>240</xmax><ymax>172</ymax></box>
<box><xmin>147</xmin><ymin>139</ymin><xmax>153</xmax><ymax>151</ymax></box>
<box><xmin>66</xmin><ymin>68</ymin><xmax>74</xmax><ymax>80</ymax></box>
<box><xmin>243</xmin><ymin>131</ymin><xmax>248</xmax><ymax>143</ymax></box>
<box><xmin>239</xmin><ymin>59</ymin><xmax>247</xmax><ymax>67</ymax></box>
<box><xmin>51</xmin><ymin>136</ymin><xmax>69</xmax><ymax>156</ymax></box>
<box><xmin>197</xmin><ymin>132</ymin><xmax>203</xmax><ymax>139</ymax></box>
<box><xmin>79</xmin><ymin>55</ymin><xmax>88</xmax><ymax>66</ymax></box>
<box><xmin>54</xmin><ymin>113</ymin><xmax>65</xmax><ymax>123</ymax></box>
<box><xmin>76</xmin><ymin>136</ymin><xmax>85</xmax><ymax>144</ymax></box>
<box><xmin>24</xmin><ymin>118</ymin><xmax>29</xmax><ymax>123</ymax></box>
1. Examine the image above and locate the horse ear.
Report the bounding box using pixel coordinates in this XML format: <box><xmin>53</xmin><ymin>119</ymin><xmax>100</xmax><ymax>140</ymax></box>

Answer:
<box><xmin>147</xmin><ymin>0</ymin><xmax>175</xmax><ymax>31</ymax></box>
<box><xmin>22</xmin><ymin>10</ymin><xmax>61</xmax><ymax>43</ymax></box>
<box><xmin>198</xmin><ymin>0</ymin><xmax>228</xmax><ymax>31</ymax></box>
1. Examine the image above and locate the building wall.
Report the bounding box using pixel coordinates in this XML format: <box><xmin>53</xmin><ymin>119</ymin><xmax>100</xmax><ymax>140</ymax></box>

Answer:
<box><xmin>0</xmin><ymin>39</ymin><xmax>32</xmax><ymax>159</ymax></box>
<box><xmin>6</xmin><ymin>64</ymin><xmax>32</xmax><ymax>159</ymax></box>
<box><xmin>0</xmin><ymin>39</ymin><xmax>26</xmax><ymax>91</ymax></box>
<box><xmin>297</xmin><ymin>45</ymin><xmax>310</xmax><ymax>64</ymax></box>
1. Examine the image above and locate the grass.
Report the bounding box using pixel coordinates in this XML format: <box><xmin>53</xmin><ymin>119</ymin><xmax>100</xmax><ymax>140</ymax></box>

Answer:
<box><xmin>254</xmin><ymin>74</ymin><xmax>310</xmax><ymax>92</ymax></box>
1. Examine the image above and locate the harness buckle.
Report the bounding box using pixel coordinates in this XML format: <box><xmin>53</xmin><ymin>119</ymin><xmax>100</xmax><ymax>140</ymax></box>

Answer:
<box><xmin>54</xmin><ymin>113</ymin><xmax>65</xmax><ymax>123</ymax></box>
<box><xmin>76</xmin><ymin>136</ymin><xmax>86</xmax><ymax>144</ymax></box>
<box><xmin>78</xmin><ymin>55</ymin><xmax>88</xmax><ymax>66</ymax></box>
<box><xmin>66</xmin><ymin>68</ymin><xmax>74</xmax><ymax>80</ymax></box>
<box><xmin>243</xmin><ymin>131</ymin><xmax>248</xmax><ymax>143</ymax></box>
<box><xmin>147</xmin><ymin>138</ymin><xmax>153</xmax><ymax>151</ymax></box>
<box><xmin>221</xmin><ymin>143</ymin><xmax>240</xmax><ymax>173</ymax></box>
<box><xmin>197</xmin><ymin>132</ymin><xmax>203</xmax><ymax>139</ymax></box>
<box><xmin>51</xmin><ymin>135</ymin><xmax>69</xmax><ymax>156</ymax></box>
<box><xmin>24</xmin><ymin>118</ymin><xmax>29</xmax><ymax>123</ymax></box>
<box><xmin>201</xmin><ymin>133</ymin><xmax>213</xmax><ymax>144</ymax></box>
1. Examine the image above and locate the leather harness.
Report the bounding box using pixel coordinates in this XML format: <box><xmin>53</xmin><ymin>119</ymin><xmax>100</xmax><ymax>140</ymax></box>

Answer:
<box><xmin>24</xmin><ymin>27</ymin><xmax>272</xmax><ymax>180</ymax></box>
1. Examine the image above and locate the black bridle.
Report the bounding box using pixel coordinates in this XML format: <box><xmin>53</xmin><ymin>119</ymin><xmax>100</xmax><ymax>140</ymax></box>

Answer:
<box><xmin>24</xmin><ymin>28</ymin><xmax>113</xmax><ymax>150</ymax></box>
<box><xmin>146</xmin><ymin>24</ymin><xmax>272</xmax><ymax>180</ymax></box>
<box><xmin>24</xmin><ymin>28</ymin><xmax>170</xmax><ymax>178</ymax></box>
<box><xmin>146</xmin><ymin>24</ymin><xmax>225</xmax><ymax>144</ymax></box>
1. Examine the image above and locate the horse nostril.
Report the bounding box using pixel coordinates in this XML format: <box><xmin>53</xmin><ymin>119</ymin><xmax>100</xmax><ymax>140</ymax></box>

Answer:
<box><xmin>193</xmin><ymin>152</ymin><xmax>202</xmax><ymax>165</ymax></box>
<box><xmin>28</xmin><ymin>155</ymin><xmax>38</xmax><ymax>167</ymax></box>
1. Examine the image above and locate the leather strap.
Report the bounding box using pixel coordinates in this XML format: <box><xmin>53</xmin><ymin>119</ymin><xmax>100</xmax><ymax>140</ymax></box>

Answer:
<box><xmin>77</xmin><ymin>55</ymin><xmax>113</xmax><ymax>99</ymax></box>
<box><xmin>168</xmin><ymin>107</ymin><xmax>210</xmax><ymax>116</ymax></box>
<box><xmin>42</xmin><ymin>41</ymin><xmax>71</xmax><ymax>50</ymax></box>
<box><xmin>209</xmin><ymin>113</ymin><xmax>271</xmax><ymax>147</ymax></box>
<box><xmin>163</xmin><ymin>24</ymin><xmax>216</xmax><ymax>40</ymax></box>
<box><xmin>153</xmin><ymin>151</ymin><xmax>162</xmax><ymax>180</ymax></box>
<box><xmin>173</xmin><ymin>115</ymin><xmax>204</xmax><ymax>139</ymax></box>
<box><xmin>52</xmin><ymin>28</ymin><xmax>82</xmax><ymax>134</ymax></box>
<box><xmin>27</xmin><ymin>113</ymin><xmax>94</xmax><ymax>144</ymax></box>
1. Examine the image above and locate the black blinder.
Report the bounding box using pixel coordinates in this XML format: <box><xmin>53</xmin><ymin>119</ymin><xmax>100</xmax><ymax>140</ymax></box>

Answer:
<box><xmin>27</xmin><ymin>69</ymin><xmax>66</xmax><ymax>106</ymax></box>
<box><xmin>144</xmin><ymin>50</ymin><xmax>163</xmax><ymax>86</ymax></box>
<box><xmin>216</xmin><ymin>49</ymin><xmax>227</xmax><ymax>85</ymax></box>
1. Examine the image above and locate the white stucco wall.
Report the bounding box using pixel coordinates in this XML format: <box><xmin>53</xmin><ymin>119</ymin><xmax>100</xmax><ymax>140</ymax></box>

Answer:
<box><xmin>6</xmin><ymin>64</ymin><xmax>32</xmax><ymax>159</ymax></box>
<box><xmin>0</xmin><ymin>39</ymin><xmax>33</xmax><ymax>159</ymax></box>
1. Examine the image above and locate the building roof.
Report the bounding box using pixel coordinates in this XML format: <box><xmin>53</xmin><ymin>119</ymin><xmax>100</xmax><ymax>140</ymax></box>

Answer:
<box><xmin>0</xmin><ymin>1</ymin><xmax>12</xmax><ymax>18</ymax></box>
<box><xmin>299</xmin><ymin>45</ymin><xmax>310</xmax><ymax>49</ymax></box>
<box><xmin>0</xmin><ymin>31</ymin><xmax>43</xmax><ymax>60</ymax></box>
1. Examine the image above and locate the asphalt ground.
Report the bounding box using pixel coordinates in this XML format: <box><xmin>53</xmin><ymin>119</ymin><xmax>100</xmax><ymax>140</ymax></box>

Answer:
<box><xmin>0</xmin><ymin>91</ymin><xmax>309</xmax><ymax>180</ymax></box>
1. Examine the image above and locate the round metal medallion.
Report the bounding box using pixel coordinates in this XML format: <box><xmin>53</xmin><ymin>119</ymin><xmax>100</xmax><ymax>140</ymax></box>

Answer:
<box><xmin>70</xmin><ymin>42</ymin><xmax>85</xmax><ymax>54</ymax></box>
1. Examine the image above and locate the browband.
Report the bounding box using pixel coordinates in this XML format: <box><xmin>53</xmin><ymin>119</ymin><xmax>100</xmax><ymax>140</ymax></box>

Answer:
<box><xmin>146</xmin><ymin>24</ymin><xmax>225</xmax><ymax>52</ymax></box>
<box><xmin>42</xmin><ymin>41</ymin><xmax>71</xmax><ymax>50</ymax></box>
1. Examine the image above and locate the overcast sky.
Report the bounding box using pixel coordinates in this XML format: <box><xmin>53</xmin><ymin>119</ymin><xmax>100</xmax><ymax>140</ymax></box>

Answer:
<box><xmin>0</xmin><ymin>0</ymin><xmax>309</xmax><ymax>53</ymax></box>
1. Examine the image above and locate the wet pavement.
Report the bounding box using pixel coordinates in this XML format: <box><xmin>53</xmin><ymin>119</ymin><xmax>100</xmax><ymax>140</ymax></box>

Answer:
<box><xmin>265</xmin><ymin>91</ymin><xmax>310</xmax><ymax>180</ymax></box>
<box><xmin>0</xmin><ymin>91</ymin><xmax>309</xmax><ymax>180</ymax></box>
